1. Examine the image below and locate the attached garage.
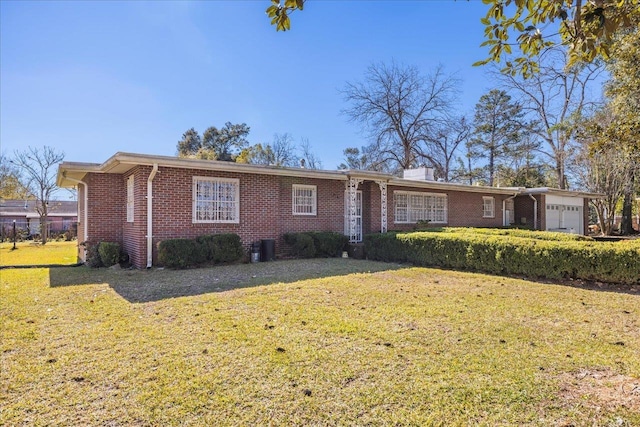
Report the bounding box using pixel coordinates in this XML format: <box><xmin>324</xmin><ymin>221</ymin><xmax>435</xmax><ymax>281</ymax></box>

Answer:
<box><xmin>544</xmin><ymin>194</ymin><xmax>586</xmax><ymax>234</ymax></box>
<box><xmin>517</xmin><ymin>188</ymin><xmax>599</xmax><ymax>235</ymax></box>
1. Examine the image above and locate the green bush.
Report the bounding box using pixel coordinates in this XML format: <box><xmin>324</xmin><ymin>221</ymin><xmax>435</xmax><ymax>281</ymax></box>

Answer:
<box><xmin>284</xmin><ymin>233</ymin><xmax>316</xmax><ymax>258</ymax></box>
<box><xmin>364</xmin><ymin>231</ymin><xmax>640</xmax><ymax>285</ymax></box>
<box><xmin>98</xmin><ymin>242</ymin><xmax>121</xmax><ymax>267</ymax></box>
<box><xmin>196</xmin><ymin>234</ymin><xmax>243</xmax><ymax>263</ymax></box>
<box><xmin>158</xmin><ymin>239</ymin><xmax>205</xmax><ymax>269</ymax></box>
<box><xmin>440</xmin><ymin>227</ymin><xmax>593</xmax><ymax>241</ymax></box>
<box><xmin>83</xmin><ymin>241</ymin><xmax>103</xmax><ymax>268</ymax></box>
<box><xmin>363</xmin><ymin>232</ymin><xmax>408</xmax><ymax>262</ymax></box>
<box><xmin>306</xmin><ymin>232</ymin><xmax>349</xmax><ymax>257</ymax></box>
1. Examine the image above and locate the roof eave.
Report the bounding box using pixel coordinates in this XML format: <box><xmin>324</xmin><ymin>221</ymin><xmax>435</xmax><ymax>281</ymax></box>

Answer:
<box><xmin>388</xmin><ymin>178</ymin><xmax>521</xmax><ymax>195</ymax></box>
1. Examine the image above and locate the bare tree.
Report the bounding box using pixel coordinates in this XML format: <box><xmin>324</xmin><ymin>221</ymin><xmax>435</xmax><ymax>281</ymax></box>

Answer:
<box><xmin>298</xmin><ymin>138</ymin><xmax>322</xmax><ymax>170</ymax></box>
<box><xmin>342</xmin><ymin>61</ymin><xmax>459</xmax><ymax>173</ymax></box>
<box><xmin>237</xmin><ymin>133</ymin><xmax>299</xmax><ymax>167</ymax></box>
<box><xmin>572</xmin><ymin>108</ymin><xmax>635</xmax><ymax>235</ymax></box>
<box><xmin>11</xmin><ymin>146</ymin><xmax>65</xmax><ymax>244</ymax></box>
<box><xmin>422</xmin><ymin>116</ymin><xmax>470</xmax><ymax>182</ymax></box>
<box><xmin>270</xmin><ymin>133</ymin><xmax>299</xmax><ymax>167</ymax></box>
<box><xmin>338</xmin><ymin>146</ymin><xmax>391</xmax><ymax>172</ymax></box>
<box><xmin>498</xmin><ymin>48</ymin><xmax>603</xmax><ymax>189</ymax></box>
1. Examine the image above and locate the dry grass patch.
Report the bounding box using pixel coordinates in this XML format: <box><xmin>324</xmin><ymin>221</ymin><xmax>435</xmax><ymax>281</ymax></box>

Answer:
<box><xmin>1</xmin><ymin>260</ymin><xmax>639</xmax><ymax>426</ymax></box>
<box><xmin>557</xmin><ymin>368</ymin><xmax>640</xmax><ymax>419</ymax></box>
<box><xmin>0</xmin><ymin>241</ymin><xmax>77</xmax><ymax>266</ymax></box>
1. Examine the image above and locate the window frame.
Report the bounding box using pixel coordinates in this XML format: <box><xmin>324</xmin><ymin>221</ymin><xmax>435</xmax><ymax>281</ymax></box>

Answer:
<box><xmin>292</xmin><ymin>184</ymin><xmax>317</xmax><ymax>216</ymax></box>
<box><xmin>482</xmin><ymin>196</ymin><xmax>495</xmax><ymax>218</ymax></box>
<box><xmin>192</xmin><ymin>176</ymin><xmax>240</xmax><ymax>224</ymax></box>
<box><xmin>126</xmin><ymin>175</ymin><xmax>134</xmax><ymax>223</ymax></box>
<box><xmin>393</xmin><ymin>191</ymin><xmax>447</xmax><ymax>224</ymax></box>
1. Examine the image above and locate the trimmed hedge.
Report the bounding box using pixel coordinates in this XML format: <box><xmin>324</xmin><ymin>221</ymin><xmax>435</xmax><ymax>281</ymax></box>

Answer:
<box><xmin>307</xmin><ymin>232</ymin><xmax>349</xmax><ymax>257</ymax></box>
<box><xmin>158</xmin><ymin>238</ymin><xmax>205</xmax><ymax>269</ymax></box>
<box><xmin>284</xmin><ymin>233</ymin><xmax>316</xmax><ymax>258</ymax></box>
<box><xmin>196</xmin><ymin>234</ymin><xmax>244</xmax><ymax>263</ymax></box>
<box><xmin>98</xmin><ymin>242</ymin><xmax>121</xmax><ymax>267</ymax></box>
<box><xmin>158</xmin><ymin>234</ymin><xmax>244</xmax><ymax>269</ymax></box>
<box><xmin>440</xmin><ymin>227</ymin><xmax>594</xmax><ymax>242</ymax></box>
<box><xmin>83</xmin><ymin>241</ymin><xmax>125</xmax><ymax>268</ymax></box>
<box><xmin>284</xmin><ymin>232</ymin><xmax>348</xmax><ymax>258</ymax></box>
<box><xmin>364</xmin><ymin>231</ymin><xmax>640</xmax><ymax>285</ymax></box>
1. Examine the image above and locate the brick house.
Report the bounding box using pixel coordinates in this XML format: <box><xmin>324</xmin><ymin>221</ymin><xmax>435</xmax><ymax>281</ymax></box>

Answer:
<box><xmin>56</xmin><ymin>152</ymin><xmax>597</xmax><ymax>269</ymax></box>
<box><xmin>0</xmin><ymin>199</ymin><xmax>77</xmax><ymax>239</ymax></box>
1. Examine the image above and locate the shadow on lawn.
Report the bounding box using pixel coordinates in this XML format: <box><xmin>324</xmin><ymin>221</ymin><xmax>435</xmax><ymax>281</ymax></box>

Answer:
<box><xmin>49</xmin><ymin>258</ymin><xmax>406</xmax><ymax>303</ymax></box>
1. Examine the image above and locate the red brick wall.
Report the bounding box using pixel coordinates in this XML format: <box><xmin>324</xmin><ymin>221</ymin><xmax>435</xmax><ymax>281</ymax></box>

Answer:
<box><xmin>84</xmin><ymin>173</ymin><xmax>125</xmax><ymax>253</ymax></box>
<box><xmin>76</xmin><ymin>186</ymin><xmax>85</xmax><ymax>261</ymax></box>
<box><xmin>109</xmin><ymin>167</ymin><xmax>347</xmax><ymax>268</ymax></box>
<box><xmin>386</xmin><ymin>185</ymin><xmax>509</xmax><ymax>230</ymax></box>
<box><xmin>84</xmin><ymin>166</ymin><xmax>556</xmax><ymax>269</ymax></box>
<box><xmin>122</xmin><ymin>167</ymin><xmax>149</xmax><ymax>269</ymax></box>
<box><xmin>514</xmin><ymin>195</ymin><xmax>545</xmax><ymax>230</ymax></box>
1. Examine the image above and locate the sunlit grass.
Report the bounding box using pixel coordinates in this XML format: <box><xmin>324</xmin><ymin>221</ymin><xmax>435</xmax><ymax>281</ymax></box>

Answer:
<box><xmin>1</xmin><ymin>260</ymin><xmax>639</xmax><ymax>426</ymax></box>
<box><xmin>0</xmin><ymin>241</ymin><xmax>77</xmax><ymax>266</ymax></box>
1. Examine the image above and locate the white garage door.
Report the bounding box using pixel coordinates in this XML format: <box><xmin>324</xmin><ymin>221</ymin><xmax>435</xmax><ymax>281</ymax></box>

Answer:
<box><xmin>545</xmin><ymin>204</ymin><xmax>582</xmax><ymax>233</ymax></box>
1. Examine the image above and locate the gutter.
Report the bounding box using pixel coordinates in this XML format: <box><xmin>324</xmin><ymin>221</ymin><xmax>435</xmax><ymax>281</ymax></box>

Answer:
<box><xmin>146</xmin><ymin>164</ymin><xmax>158</xmax><ymax>269</ymax></box>
<box><xmin>61</xmin><ymin>174</ymin><xmax>88</xmax><ymax>261</ymax></box>
<box><xmin>528</xmin><ymin>194</ymin><xmax>538</xmax><ymax>230</ymax></box>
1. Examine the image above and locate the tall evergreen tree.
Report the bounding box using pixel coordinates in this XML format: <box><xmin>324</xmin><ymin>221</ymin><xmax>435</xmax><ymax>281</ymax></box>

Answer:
<box><xmin>469</xmin><ymin>89</ymin><xmax>527</xmax><ymax>186</ymax></box>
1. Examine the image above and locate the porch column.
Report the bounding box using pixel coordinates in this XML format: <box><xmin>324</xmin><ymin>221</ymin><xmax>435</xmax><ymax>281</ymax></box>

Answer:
<box><xmin>376</xmin><ymin>180</ymin><xmax>388</xmax><ymax>233</ymax></box>
<box><xmin>346</xmin><ymin>177</ymin><xmax>362</xmax><ymax>243</ymax></box>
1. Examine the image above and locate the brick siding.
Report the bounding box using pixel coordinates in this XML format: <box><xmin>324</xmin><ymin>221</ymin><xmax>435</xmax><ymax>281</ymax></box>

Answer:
<box><xmin>85</xmin><ymin>167</ymin><xmax>348</xmax><ymax>268</ymax></box>
<box><xmin>83</xmin><ymin>166</ymin><xmax>571</xmax><ymax>269</ymax></box>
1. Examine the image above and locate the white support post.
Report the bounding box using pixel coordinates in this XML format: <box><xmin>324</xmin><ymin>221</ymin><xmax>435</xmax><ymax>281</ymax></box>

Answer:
<box><xmin>376</xmin><ymin>181</ymin><xmax>388</xmax><ymax>233</ymax></box>
<box><xmin>346</xmin><ymin>178</ymin><xmax>362</xmax><ymax>243</ymax></box>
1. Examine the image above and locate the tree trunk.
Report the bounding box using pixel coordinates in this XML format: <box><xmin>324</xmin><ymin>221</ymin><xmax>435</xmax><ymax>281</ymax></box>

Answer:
<box><xmin>620</xmin><ymin>170</ymin><xmax>636</xmax><ymax>235</ymax></box>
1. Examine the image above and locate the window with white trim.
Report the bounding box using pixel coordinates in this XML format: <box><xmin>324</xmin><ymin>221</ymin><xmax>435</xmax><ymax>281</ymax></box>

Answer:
<box><xmin>394</xmin><ymin>191</ymin><xmax>447</xmax><ymax>223</ymax></box>
<box><xmin>292</xmin><ymin>184</ymin><xmax>317</xmax><ymax>216</ymax></box>
<box><xmin>126</xmin><ymin>175</ymin><xmax>134</xmax><ymax>223</ymax></box>
<box><xmin>483</xmin><ymin>196</ymin><xmax>495</xmax><ymax>218</ymax></box>
<box><xmin>193</xmin><ymin>177</ymin><xmax>240</xmax><ymax>223</ymax></box>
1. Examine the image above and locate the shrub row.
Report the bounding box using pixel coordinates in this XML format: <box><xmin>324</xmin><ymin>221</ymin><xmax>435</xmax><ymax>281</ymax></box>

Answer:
<box><xmin>364</xmin><ymin>232</ymin><xmax>640</xmax><ymax>285</ymax></box>
<box><xmin>283</xmin><ymin>232</ymin><xmax>349</xmax><ymax>258</ymax></box>
<box><xmin>439</xmin><ymin>227</ymin><xmax>594</xmax><ymax>241</ymax></box>
<box><xmin>85</xmin><ymin>241</ymin><xmax>123</xmax><ymax>268</ymax></box>
<box><xmin>157</xmin><ymin>233</ymin><xmax>243</xmax><ymax>269</ymax></box>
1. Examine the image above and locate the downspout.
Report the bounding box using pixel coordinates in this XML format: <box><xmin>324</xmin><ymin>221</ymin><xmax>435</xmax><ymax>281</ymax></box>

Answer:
<box><xmin>528</xmin><ymin>194</ymin><xmax>538</xmax><ymax>230</ymax></box>
<box><xmin>62</xmin><ymin>174</ymin><xmax>88</xmax><ymax>259</ymax></box>
<box><xmin>502</xmin><ymin>193</ymin><xmax>517</xmax><ymax>227</ymax></box>
<box><xmin>146</xmin><ymin>164</ymin><xmax>159</xmax><ymax>269</ymax></box>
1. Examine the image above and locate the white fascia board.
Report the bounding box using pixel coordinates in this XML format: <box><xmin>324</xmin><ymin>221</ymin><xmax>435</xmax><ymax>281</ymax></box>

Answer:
<box><xmin>522</xmin><ymin>187</ymin><xmax>604</xmax><ymax>199</ymax></box>
<box><xmin>96</xmin><ymin>152</ymin><xmax>350</xmax><ymax>181</ymax></box>
<box><xmin>387</xmin><ymin>178</ymin><xmax>520</xmax><ymax>195</ymax></box>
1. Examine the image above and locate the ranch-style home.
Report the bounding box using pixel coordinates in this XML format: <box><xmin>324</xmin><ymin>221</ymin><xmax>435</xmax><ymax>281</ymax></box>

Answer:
<box><xmin>57</xmin><ymin>152</ymin><xmax>597</xmax><ymax>269</ymax></box>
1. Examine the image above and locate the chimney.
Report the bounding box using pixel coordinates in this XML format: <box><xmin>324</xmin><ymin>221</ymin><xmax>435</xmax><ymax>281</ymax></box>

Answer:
<box><xmin>403</xmin><ymin>167</ymin><xmax>435</xmax><ymax>181</ymax></box>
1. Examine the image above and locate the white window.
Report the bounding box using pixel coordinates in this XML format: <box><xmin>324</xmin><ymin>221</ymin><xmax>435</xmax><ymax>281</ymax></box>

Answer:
<box><xmin>394</xmin><ymin>191</ymin><xmax>447</xmax><ymax>224</ymax></box>
<box><xmin>292</xmin><ymin>184</ymin><xmax>317</xmax><ymax>216</ymax></box>
<box><xmin>193</xmin><ymin>177</ymin><xmax>240</xmax><ymax>223</ymax></box>
<box><xmin>483</xmin><ymin>196</ymin><xmax>495</xmax><ymax>218</ymax></box>
<box><xmin>126</xmin><ymin>175</ymin><xmax>134</xmax><ymax>223</ymax></box>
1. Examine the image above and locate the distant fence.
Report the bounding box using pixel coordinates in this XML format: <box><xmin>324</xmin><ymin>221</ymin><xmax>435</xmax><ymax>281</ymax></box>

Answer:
<box><xmin>0</xmin><ymin>219</ymin><xmax>77</xmax><ymax>242</ymax></box>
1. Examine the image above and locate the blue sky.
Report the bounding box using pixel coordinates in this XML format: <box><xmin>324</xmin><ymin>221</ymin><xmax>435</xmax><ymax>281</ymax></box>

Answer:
<box><xmin>2</xmin><ymin>0</ymin><xmax>498</xmax><ymax>170</ymax></box>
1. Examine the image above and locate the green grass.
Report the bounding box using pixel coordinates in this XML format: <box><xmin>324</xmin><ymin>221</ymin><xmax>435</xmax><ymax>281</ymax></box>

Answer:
<box><xmin>0</xmin><ymin>241</ymin><xmax>78</xmax><ymax>266</ymax></box>
<box><xmin>2</xmin><ymin>259</ymin><xmax>639</xmax><ymax>426</ymax></box>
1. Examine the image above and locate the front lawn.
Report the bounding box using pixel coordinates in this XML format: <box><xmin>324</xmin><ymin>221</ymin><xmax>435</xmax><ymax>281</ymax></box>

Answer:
<box><xmin>0</xmin><ymin>241</ymin><xmax>77</xmax><ymax>266</ymax></box>
<box><xmin>1</xmin><ymin>259</ymin><xmax>639</xmax><ymax>425</ymax></box>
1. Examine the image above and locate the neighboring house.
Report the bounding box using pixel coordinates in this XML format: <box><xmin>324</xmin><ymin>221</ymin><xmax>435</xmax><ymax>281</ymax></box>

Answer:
<box><xmin>56</xmin><ymin>152</ymin><xmax>599</xmax><ymax>269</ymax></box>
<box><xmin>0</xmin><ymin>199</ymin><xmax>78</xmax><ymax>238</ymax></box>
